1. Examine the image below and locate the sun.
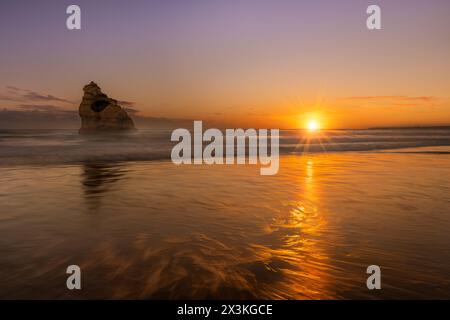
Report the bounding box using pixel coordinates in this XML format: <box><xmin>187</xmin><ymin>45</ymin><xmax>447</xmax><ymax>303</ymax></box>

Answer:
<box><xmin>307</xmin><ymin>119</ymin><xmax>320</xmax><ymax>132</ymax></box>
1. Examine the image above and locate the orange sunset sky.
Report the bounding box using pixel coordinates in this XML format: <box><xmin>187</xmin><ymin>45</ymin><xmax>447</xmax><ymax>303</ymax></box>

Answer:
<box><xmin>1</xmin><ymin>0</ymin><xmax>449</xmax><ymax>129</ymax></box>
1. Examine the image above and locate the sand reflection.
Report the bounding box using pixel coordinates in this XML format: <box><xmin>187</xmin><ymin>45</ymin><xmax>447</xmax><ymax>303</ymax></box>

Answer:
<box><xmin>81</xmin><ymin>162</ymin><xmax>127</xmax><ymax>210</ymax></box>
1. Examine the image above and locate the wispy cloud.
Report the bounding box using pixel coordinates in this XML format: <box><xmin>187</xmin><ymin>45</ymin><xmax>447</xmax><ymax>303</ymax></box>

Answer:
<box><xmin>0</xmin><ymin>86</ymin><xmax>75</xmax><ymax>104</ymax></box>
<box><xmin>6</xmin><ymin>85</ymin><xmax>21</xmax><ymax>92</ymax></box>
<box><xmin>18</xmin><ymin>104</ymin><xmax>74</xmax><ymax>113</ymax></box>
<box><xmin>22</xmin><ymin>91</ymin><xmax>73</xmax><ymax>104</ymax></box>
<box><xmin>117</xmin><ymin>100</ymin><xmax>141</xmax><ymax>115</ymax></box>
<box><xmin>123</xmin><ymin>107</ymin><xmax>140</xmax><ymax>114</ymax></box>
<box><xmin>118</xmin><ymin>100</ymin><xmax>136</xmax><ymax>108</ymax></box>
<box><xmin>340</xmin><ymin>96</ymin><xmax>438</xmax><ymax>103</ymax></box>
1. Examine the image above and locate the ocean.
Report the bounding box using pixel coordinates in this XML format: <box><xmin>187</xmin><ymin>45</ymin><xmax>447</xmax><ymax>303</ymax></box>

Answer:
<box><xmin>1</xmin><ymin>128</ymin><xmax>450</xmax><ymax>164</ymax></box>
<box><xmin>1</xmin><ymin>128</ymin><xmax>450</xmax><ymax>298</ymax></box>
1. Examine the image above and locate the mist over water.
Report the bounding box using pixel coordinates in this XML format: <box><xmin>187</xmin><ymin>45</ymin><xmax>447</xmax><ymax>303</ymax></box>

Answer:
<box><xmin>1</xmin><ymin>129</ymin><xmax>450</xmax><ymax>299</ymax></box>
<box><xmin>1</xmin><ymin>128</ymin><xmax>450</xmax><ymax>165</ymax></box>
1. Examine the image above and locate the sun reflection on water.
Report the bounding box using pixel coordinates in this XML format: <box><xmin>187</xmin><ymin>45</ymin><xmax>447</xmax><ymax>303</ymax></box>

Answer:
<box><xmin>251</xmin><ymin>157</ymin><xmax>332</xmax><ymax>299</ymax></box>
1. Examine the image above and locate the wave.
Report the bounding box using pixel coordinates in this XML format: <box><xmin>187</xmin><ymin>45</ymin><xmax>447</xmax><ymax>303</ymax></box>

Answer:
<box><xmin>1</xmin><ymin>129</ymin><xmax>450</xmax><ymax>165</ymax></box>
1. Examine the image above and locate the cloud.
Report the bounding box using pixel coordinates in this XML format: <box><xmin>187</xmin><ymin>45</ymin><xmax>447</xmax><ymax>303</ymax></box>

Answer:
<box><xmin>6</xmin><ymin>85</ymin><xmax>20</xmax><ymax>92</ymax></box>
<box><xmin>22</xmin><ymin>91</ymin><xmax>73</xmax><ymax>103</ymax></box>
<box><xmin>117</xmin><ymin>100</ymin><xmax>140</xmax><ymax>114</ymax></box>
<box><xmin>0</xmin><ymin>86</ymin><xmax>75</xmax><ymax>104</ymax></box>
<box><xmin>118</xmin><ymin>100</ymin><xmax>136</xmax><ymax>108</ymax></box>
<box><xmin>340</xmin><ymin>96</ymin><xmax>438</xmax><ymax>103</ymax></box>
<box><xmin>18</xmin><ymin>104</ymin><xmax>75</xmax><ymax>113</ymax></box>
<box><xmin>123</xmin><ymin>107</ymin><xmax>140</xmax><ymax>114</ymax></box>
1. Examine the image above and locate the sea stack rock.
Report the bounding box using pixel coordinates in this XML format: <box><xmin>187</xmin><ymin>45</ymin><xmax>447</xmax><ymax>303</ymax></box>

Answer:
<box><xmin>78</xmin><ymin>81</ymin><xmax>136</xmax><ymax>134</ymax></box>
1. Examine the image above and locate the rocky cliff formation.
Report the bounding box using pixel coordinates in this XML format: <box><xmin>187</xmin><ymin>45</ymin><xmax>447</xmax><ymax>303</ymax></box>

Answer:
<box><xmin>78</xmin><ymin>82</ymin><xmax>136</xmax><ymax>134</ymax></box>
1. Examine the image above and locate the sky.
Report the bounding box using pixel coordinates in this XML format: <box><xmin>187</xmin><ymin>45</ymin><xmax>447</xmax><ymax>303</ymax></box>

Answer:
<box><xmin>1</xmin><ymin>0</ymin><xmax>450</xmax><ymax>129</ymax></box>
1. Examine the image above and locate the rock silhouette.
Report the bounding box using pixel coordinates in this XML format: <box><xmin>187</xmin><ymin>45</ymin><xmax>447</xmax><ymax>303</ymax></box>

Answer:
<box><xmin>79</xmin><ymin>81</ymin><xmax>136</xmax><ymax>134</ymax></box>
